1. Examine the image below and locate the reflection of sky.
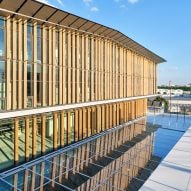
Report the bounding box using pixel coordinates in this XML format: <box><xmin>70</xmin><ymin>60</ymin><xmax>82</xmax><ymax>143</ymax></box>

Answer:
<box><xmin>147</xmin><ymin>114</ymin><xmax>191</xmax><ymax>158</ymax></box>
<box><xmin>0</xmin><ymin>180</ymin><xmax>13</xmax><ymax>190</ymax></box>
<box><xmin>0</xmin><ymin>29</ymin><xmax>4</xmax><ymax>57</ymax></box>
<box><xmin>0</xmin><ymin>61</ymin><xmax>5</xmax><ymax>82</ymax></box>
<box><xmin>0</xmin><ymin>61</ymin><xmax>4</xmax><ymax>71</ymax></box>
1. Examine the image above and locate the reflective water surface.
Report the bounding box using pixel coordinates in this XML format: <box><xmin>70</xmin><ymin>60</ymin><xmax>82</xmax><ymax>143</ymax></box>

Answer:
<box><xmin>147</xmin><ymin>113</ymin><xmax>191</xmax><ymax>158</ymax></box>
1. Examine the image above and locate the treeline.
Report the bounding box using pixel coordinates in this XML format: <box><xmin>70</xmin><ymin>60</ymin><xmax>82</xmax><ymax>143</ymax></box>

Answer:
<box><xmin>158</xmin><ymin>86</ymin><xmax>190</xmax><ymax>91</ymax></box>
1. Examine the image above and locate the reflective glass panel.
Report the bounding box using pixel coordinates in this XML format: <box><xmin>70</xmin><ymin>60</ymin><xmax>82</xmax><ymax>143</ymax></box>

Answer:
<box><xmin>0</xmin><ymin>119</ymin><xmax>14</xmax><ymax>172</ymax></box>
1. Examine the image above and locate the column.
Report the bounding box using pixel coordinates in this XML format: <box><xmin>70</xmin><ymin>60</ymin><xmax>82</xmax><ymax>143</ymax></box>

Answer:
<box><xmin>59</xmin><ymin>29</ymin><xmax>63</xmax><ymax>104</ymax></box>
<box><xmin>72</xmin><ymin>32</ymin><xmax>76</xmax><ymax>103</ymax></box>
<box><xmin>14</xmin><ymin>118</ymin><xmax>19</xmax><ymax>165</ymax></box>
<box><xmin>23</xmin><ymin>20</ymin><xmax>27</xmax><ymax>108</ymax></box>
<box><xmin>53</xmin><ymin>112</ymin><xmax>58</xmax><ymax>150</ymax></box>
<box><xmin>52</xmin><ymin>28</ymin><xmax>56</xmax><ymax>105</ymax></box>
<box><xmin>76</xmin><ymin>33</ymin><xmax>80</xmax><ymax>102</ymax></box>
<box><xmin>32</xmin><ymin>115</ymin><xmax>37</xmax><ymax>158</ymax></box>
<box><xmin>6</xmin><ymin>16</ymin><xmax>11</xmax><ymax>110</ymax></box>
<box><xmin>67</xmin><ymin>31</ymin><xmax>71</xmax><ymax>103</ymax></box>
<box><xmin>41</xmin><ymin>114</ymin><xmax>46</xmax><ymax>154</ymax></box>
<box><xmin>62</xmin><ymin>30</ymin><xmax>66</xmax><ymax>104</ymax></box>
<box><xmin>90</xmin><ymin>37</ymin><xmax>94</xmax><ymax>101</ymax></box>
<box><xmin>33</xmin><ymin>22</ymin><xmax>37</xmax><ymax>107</ymax></box>
<box><xmin>12</xmin><ymin>18</ymin><xmax>17</xmax><ymax>109</ymax></box>
<box><xmin>25</xmin><ymin>116</ymin><xmax>30</xmax><ymax>160</ymax></box>
<box><xmin>18</xmin><ymin>19</ymin><xmax>23</xmax><ymax>109</ymax></box>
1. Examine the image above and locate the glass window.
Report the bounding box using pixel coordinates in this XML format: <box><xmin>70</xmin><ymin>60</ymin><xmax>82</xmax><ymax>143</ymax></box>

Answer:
<box><xmin>57</xmin><ymin>114</ymin><xmax>61</xmax><ymax>147</ymax></box>
<box><xmin>0</xmin><ymin>119</ymin><xmax>14</xmax><ymax>172</ymax></box>
<box><xmin>27</xmin><ymin>24</ymin><xmax>33</xmax><ymax>61</ymax></box>
<box><xmin>70</xmin><ymin>112</ymin><xmax>75</xmax><ymax>143</ymax></box>
<box><xmin>0</xmin><ymin>61</ymin><xmax>5</xmax><ymax>81</ymax></box>
<box><xmin>0</xmin><ymin>29</ymin><xmax>4</xmax><ymax>57</ymax></box>
<box><xmin>46</xmin><ymin>113</ymin><xmax>54</xmax><ymax>153</ymax></box>
<box><xmin>0</xmin><ymin>60</ymin><xmax>5</xmax><ymax>109</ymax></box>
<box><xmin>64</xmin><ymin>113</ymin><xmax>67</xmax><ymax>145</ymax></box>
<box><xmin>0</xmin><ymin>17</ymin><xmax>5</xmax><ymax>58</ymax></box>
<box><xmin>36</xmin><ymin>116</ymin><xmax>42</xmax><ymax>157</ymax></box>
<box><xmin>28</xmin><ymin>118</ymin><xmax>33</xmax><ymax>160</ymax></box>
<box><xmin>37</xmin><ymin>25</ymin><xmax>41</xmax><ymax>64</ymax></box>
<box><xmin>18</xmin><ymin>119</ymin><xmax>25</xmax><ymax>163</ymax></box>
<box><xmin>27</xmin><ymin>63</ymin><xmax>33</xmax><ymax>107</ymax></box>
<box><xmin>37</xmin><ymin>63</ymin><xmax>42</xmax><ymax>107</ymax></box>
<box><xmin>36</xmin><ymin>25</ymin><xmax>42</xmax><ymax>107</ymax></box>
<box><xmin>27</xmin><ymin>63</ymin><xmax>33</xmax><ymax>81</ymax></box>
<box><xmin>0</xmin><ymin>17</ymin><xmax>5</xmax><ymax>27</ymax></box>
<box><xmin>0</xmin><ymin>17</ymin><xmax>6</xmax><ymax>107</ymax></box>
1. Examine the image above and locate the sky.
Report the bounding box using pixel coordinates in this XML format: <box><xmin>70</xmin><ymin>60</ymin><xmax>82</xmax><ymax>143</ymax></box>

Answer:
<box><xmin>39</xmin><ymin>0</ymin><xmax>191</xmax><ymax>86</ymax></box>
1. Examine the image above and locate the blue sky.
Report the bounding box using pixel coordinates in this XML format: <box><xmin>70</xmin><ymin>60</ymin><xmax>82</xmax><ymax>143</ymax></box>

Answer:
<box><xmin>40</xmin><ymin>0</ymin><xmax>191</xmax><ymax>86</ymax></box>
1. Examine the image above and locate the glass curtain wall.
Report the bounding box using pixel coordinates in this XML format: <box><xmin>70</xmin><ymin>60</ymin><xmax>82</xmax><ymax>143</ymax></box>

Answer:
<box><xmin>0</xmin><ymin>99</ymin><xmax>146</xmax><ymax>172</ymax></box>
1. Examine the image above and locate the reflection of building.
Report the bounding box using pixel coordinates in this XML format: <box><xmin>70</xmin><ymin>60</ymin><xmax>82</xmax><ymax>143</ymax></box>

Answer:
<box><xmin>169</xmin><ymin>98</ymin><xmax>191</xmax><ymax>114</ymax></box>
<box><xmin>0</xmin><ymin>0</ymin><xmax>165</xmax><ymax>190</ymax></box>
<box><xmin>148</xmin><ymin>100</ymin><xmax>165</xmax><ymax>113</ymax></box>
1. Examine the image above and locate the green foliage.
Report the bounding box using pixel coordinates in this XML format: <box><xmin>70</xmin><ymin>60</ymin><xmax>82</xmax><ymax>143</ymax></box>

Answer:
<box><xmin>158</xmin><ymin>86</ymin><xmax>190</xmax><ymax>91</ymax></box>
<box><xmin>153</xmin><ymin>96</ymin><xmax>169</xmax><ymax>111</ymax></box>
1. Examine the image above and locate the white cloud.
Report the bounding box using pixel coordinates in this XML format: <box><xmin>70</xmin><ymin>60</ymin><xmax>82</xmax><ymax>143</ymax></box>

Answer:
<box><xmin>90</xmin><ymin>6</ymin><xmax>99</xmax><ymax>12</ymax></box>
<box><xmin>120</xmin><ymin>4</ymin><xmax>127</xmax><ymax>9</ymax></box>
<box><xmin>82</xmin><ymin>0</ymin><xmax>99</xmax><ymax>13</ymax></box>
<box><xmin>128</xmin><ymin>0</ymin><xmax>139</xmax><ymax>4</ymax></box>
<box><xmin>56</xmin><ymin>0</ymin><xmax>64</xmax><ymax>7</ymax></box>
<box><xmin>37</xmin><ymin>0</ymin><xmax>49</xmax><ymax>4</ymax></box>
<box><xmin>83</xmin><ymin>0</ymin><xmax>92</xmax><ymax>2</ymax></box>
<box><xmin>36</xmin><ymin>0</ymin><xmax>54</xmax><ymax>6</ymax></box>
<box><xmin>83</xmin><ymin>0</ymin><xmax>92</xmax><ymax>6</ymax></box>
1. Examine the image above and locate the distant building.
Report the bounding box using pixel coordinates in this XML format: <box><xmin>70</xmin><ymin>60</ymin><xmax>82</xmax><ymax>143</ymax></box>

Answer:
<box><xmin>157</xmin><ymin>89</ymin><xmax>183</xmax><ymax>95</ymax></box>
<box><xmin>168</xmin><ymin>97</ymin><xmax>191</xmax><ymax>113</ymax></box>
<box><xmin>169</xmin><ymin>105</ymin><xmax>181</xmax><ymax>113</ymax></box>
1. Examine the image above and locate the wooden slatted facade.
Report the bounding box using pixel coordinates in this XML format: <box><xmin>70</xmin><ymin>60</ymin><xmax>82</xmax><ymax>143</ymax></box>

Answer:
<box><xmin>0</xmin><ymin>15</ymin><xmax>160</xmax><ymax>111</ymax></box>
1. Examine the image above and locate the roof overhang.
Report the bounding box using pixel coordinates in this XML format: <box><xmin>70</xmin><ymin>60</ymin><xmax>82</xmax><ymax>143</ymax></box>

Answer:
<box><xmin>0</xmin><ymin>0</ymin><xmax>166</xmax><ymax>63</ymax></box>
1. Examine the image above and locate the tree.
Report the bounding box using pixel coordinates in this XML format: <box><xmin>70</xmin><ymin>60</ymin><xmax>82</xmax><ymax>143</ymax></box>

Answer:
<box><xmin>153</xmin><ymin>96</ymin><xmax>169</xmax><ymax>112</ymax></box>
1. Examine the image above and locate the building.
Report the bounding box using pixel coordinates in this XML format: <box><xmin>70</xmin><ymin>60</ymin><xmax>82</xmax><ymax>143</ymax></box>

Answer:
<box><xmin>157</xmin><ymin>88</ymin><xmax>184</xmax><ymax>95</ymax></box>
<box><xmin>0</xmin><ymin>0</ymin><xmax>165</xmax><ymax>190</ymax></box>
<box><xmin>168</xmin><ymin>97</ymin><xmax>191</xmax><ymax>114</ymax></box>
